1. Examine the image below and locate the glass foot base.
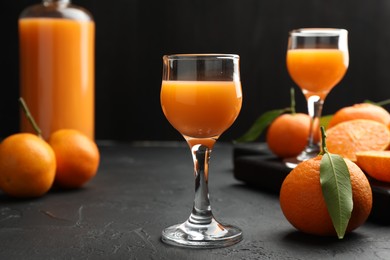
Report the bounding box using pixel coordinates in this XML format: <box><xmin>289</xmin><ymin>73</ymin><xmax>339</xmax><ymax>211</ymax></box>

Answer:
<box><xmin>284</xmin><ymin>157</ymin><xmax>300</xmax><ymax>169</ymax></box>
<box><xmin>161</xmin><ymin>218</ymin><xmax>242</xmax><ymax>248</ymax></box>
<box><xmin>284</xmin><ymin>144</ymin><xmax>320</xmax><ymax>168</ymax></box>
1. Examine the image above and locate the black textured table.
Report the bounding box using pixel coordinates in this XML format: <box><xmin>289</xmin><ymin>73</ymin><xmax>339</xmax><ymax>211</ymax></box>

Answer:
<box><xmin>0</xmin><ymin>141</ymin><xmax>389</xmax><ymax>259</ymax></box>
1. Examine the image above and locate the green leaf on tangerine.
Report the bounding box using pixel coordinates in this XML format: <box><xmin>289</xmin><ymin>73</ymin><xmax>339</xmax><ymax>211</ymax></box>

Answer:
<box><xmin>364</xmin><ymin>99</ymin><xmax>390</xmax><ymax>107</ymax></box>
<box><xmin>320</xmin><ymin>152</ymin><xmax>353</xmax><ymax>239</ymax></box>
<box><xmin>234</xmin><ymin>108</ymin><xmax>288</xmax><ymax>143</ymax></box>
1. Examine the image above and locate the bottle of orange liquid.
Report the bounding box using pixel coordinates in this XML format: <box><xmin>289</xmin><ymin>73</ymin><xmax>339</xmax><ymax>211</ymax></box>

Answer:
<box><xmin>19</xmin><ymin>0</ymin><xmax>95</xmax><ymax>140</ymax></box>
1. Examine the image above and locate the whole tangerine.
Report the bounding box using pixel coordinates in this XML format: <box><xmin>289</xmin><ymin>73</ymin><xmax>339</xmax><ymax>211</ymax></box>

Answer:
<box><xmin>0</xmin><ymin>133</ymin><xmax>56</xmax><ymax>198</ymax></box>
<box><xmin>48</xmin><ymin>129</ymin><xmax>100</xmax><ymax>189</ymax></box>
<box><xmin>328</xmin><ymin>103</ymin><xmax>390</xmax><ymax>128</ymax></box>
<box><xmin>266</xmin><ymin>113</ymin><xmax>320</xmax><ymax>158</ymax></box>
<box><xmin>279</xmin><ymin>155</ymin><xmax>372</xmax><ymax>236</ymax></box>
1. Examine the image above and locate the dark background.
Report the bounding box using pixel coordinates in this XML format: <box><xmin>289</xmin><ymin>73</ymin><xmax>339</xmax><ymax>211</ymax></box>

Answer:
<box><xmin>2</xmin><ymin>0</ymin><xmax>390</xmax><ymax>142</ymax></box>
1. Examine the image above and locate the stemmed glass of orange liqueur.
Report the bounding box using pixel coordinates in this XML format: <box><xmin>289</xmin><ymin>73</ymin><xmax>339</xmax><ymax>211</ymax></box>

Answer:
<box><xmin>285</xmin><ymin>28</ymin><xmax>349</xmax><ymax>168</ymax></box>
<box><xmin>160</xmin><ymin>54</ymin><xmax>243</xmax><ymax>248</ymax></box>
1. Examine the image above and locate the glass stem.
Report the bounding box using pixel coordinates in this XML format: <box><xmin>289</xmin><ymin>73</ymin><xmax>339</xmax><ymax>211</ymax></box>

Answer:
<box><xmin>189</xmin><ymin>144</ymin><xmax>213</xmax><ymax>225</ymax></box>
<box><xmin>43</xmin><ymin>0</ymin><xmax>70</xmax><ymax>6</ymax></box>
<box><xmin>44</xmin><ymin>0</ymin><xmax>70</xmax><ymax>3</ymax></box>
<box><xmin>305</xmin><ymin>95</ymin><xmax>323</xmax><ymax>152</ymax></box>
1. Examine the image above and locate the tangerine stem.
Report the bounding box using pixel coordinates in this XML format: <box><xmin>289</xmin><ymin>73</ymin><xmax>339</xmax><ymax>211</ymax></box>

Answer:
<box><xmin>19</xmin><ymin>97</ymin><xmax>42</xmax><ymax>138</ymax></box>
<box><xmin>319</xmin><ymin>126</ymin><xmax>328</xmax><ymax>155</ymax></box>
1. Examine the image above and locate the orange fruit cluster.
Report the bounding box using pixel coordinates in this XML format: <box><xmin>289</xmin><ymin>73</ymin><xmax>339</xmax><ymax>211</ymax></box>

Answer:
<box><xmin>277</xmin><ymin>102</ymin><xmax>390</xmax><ymax>236</ymax></box>
<box><xmin>0</xmin><ymin>129</ymin><xmax>100</xmax><ymax>198</ymax></box>
<box><xmin>280</xmin><ymin>155</ymin><xmax>372</xmax><ymax>236</ymax></box>
<box><xmin>267</xmin><ymin>102</ymin><xmax>390</xmax><ymax>183</ymax></box>
<box><xmin>325</xmin><ymin>103</ymin><xmax>390</xmax><ymax>182</ymax></box>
